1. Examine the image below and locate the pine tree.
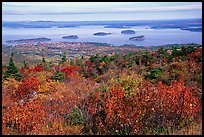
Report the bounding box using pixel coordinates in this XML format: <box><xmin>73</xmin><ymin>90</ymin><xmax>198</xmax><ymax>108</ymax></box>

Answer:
<box><xmin>70</xmin><ymin>59</ymin><xmax>74</xmax><ymax>65</ymax></box>
<box><xmin>51</xmin><ymin>64</ymin><xmax>65</xmax><ymax>81</ymax></box>
<box><xmin>4</xmin><ymin>53</ymin><xmax>21</xmax><ymax>81</ymax></box>
<box><xmin>42</xmin><ymin>56</ymin><xmax>46</xmax><ymax>63</ymax></box>
<box><xmin>23</xmin><ymin>60</ymin><xmax>27</xmax><ymax>67</ymax></box>
<box><xmin>61</xmin><ymin>52</ymin><xmax>67</xmax><ymax>63</ymax></box>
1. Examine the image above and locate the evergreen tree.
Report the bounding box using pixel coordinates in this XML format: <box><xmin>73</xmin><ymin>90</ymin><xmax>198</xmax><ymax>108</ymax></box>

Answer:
<box><xmin>90</xmin><ymin>55</ymin><xmax>95</xmax><ymax>62</ymax></box>
<box><xmin>70</xmin><ymin>59</ymin><xmax>74</xmax><ymax>65</ymax></box>
<box><xmin>23</xmin><ymin>60</ymin><xmax>27</xmax><ymax>67</ymax></box>
<box><xmin>4</xmin><ymin>53</ymin><xmax>21</xmax><ymax>81</ymax></box>
<box><xmin>158</xmin><ymin>47</ymin><xmax>165</xmax><ymax>55</ymax></box>
<box><xmin>76</xmin><ymin>58</ymin><xmax>83</xmax><ymax>67</ymax></box>
<box><xmin>100</xmin><ymin>55</ymin><xmax>110</xmax><ymax>63</ymax></box>
<box><xmin>51</xmin><ymin>65</ymin><xmax>65</xmax><ymax>81</ymax></box>
<box><xmin>42</xmin><ymin>56</ymin><xmax>46</xmax><ymax>63</ymax></box>
<box><xmin>61</xmin><ymin>52</ymin><xmax>67</xmax><ymax>63</ymax></box>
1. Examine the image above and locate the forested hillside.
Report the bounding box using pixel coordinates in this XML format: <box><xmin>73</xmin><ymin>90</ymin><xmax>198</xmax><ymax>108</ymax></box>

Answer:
<box><xmin>2</xmin><ymin>45</ymin><xmax>202</xmax><ymax>135</ymax></box>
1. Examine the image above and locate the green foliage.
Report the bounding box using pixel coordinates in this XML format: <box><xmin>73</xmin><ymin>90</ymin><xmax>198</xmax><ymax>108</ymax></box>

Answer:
<box><xmin>100</xmin><ymin>55</ymin><xmax>110</xmax><ymax>64</ymax></box>
<box><xmin>181</xmin><ymin>46</ymin><xmax>196</xmax><ymax>55</ymax></box>
<box><xmin>23</xmin><ymin>60</ymin><xmax>27</xmax><ymax>67</ymax></box>
<box><xmin>70</xmin><ymin>59</ymin><xmax>74</xmax><ymax>65</ymax></box>
<box><xmin>127</xmin><ymin>59</ymin><xmax>136</xmax><ymax>68</ymax></box>
<box><xmin>145</xmin><ymin>51</ymin><xmax>152</xmax><ymax>61</ymax></box>
<box><xmin>110</xmin><ymin>54</ymin><xmax>117</xmax><ymax>61</ymax></box>
<box><xmin>171</xmin><ymin>46</ymin><xmax>196</xmax><ymax>58</ymax></box>
<box><xmin>62</xmin><ymin>108</ymin><xmax>84</xmax><ymax>126</ymax></box>
<box><xmin>171</xmin><ymin>46</ymin><xmax>180</xmax><ymax>57</ymax></box>
<box><xmin>147</xmin><ymin>68</ymin><xmax>162</xmax><ymax>80</ymax></box>
<box><xmin>109</xmin><ymin>72</ymin><xmax>143</xmax><ymax>97</ymax></box>
<box><xmin>68</xmin><ymin>108</ymin><xmax>84</xmax><ymax>125</ymax></box>
<box><xmin>42</xmin><ymin>56</ymin><xmax>46</xmax><ymax>63</ymax></box>
<box><xmin>96</xmin><ymin>85</ymin><xmax>109</xmax><ymax>93</ymax></box>
<box><xmin>51</xmin><ymin>65</ymin><xmax>65</xmax><ymax>81</ymax></box>
<box><xmin>4</xmin><ymin>55</ymin><xmax>21</xmax><ymax>81</ymax></box>
<box><xmin>158</xmin><ymin>47</ymin><xmax>166</xmax><ymax>54</ymax></box>
<box><xmin>61</xmin><ymin>52</ymin><xmax>67</xmax><ymax>63</ymax></box>
<box><xmin>90</xmin><ymin>54</ymin><xmax>100</xmax><ymax>63</ymax></box>
<box><xmin>2</xmin><ymin>44</ymin><xmax>202</xmax><ymax>135</ymax></box>
<box><xmin>76</xmin><ymin>58</ymin><xmax>84</xmax><ymax>67</ymax></box>
<box><xmin>51</xmin><ymin>72</ymin><xmax>64</xmax><ymax>81</ymax></box>
<box><xmin>90</xmin><ymin>55</ymin><xmax>97</xmax><ymax>63</ymax></box>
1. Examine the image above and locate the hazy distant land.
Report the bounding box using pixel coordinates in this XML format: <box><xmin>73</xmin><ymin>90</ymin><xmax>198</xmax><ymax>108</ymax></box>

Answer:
<box><xmin>6</xmin><ymin>37</ymin><xmax>51</xmax><ymax>43</ymax></box>
<box><xmin>2</xmin><ymin>18</ymin><xmax>202</xmax><ymax>46</ymax></box>
<box><xmin>3</xmin><ymin>18</ymin><xmax>202</xmax><ymax>32</ymax></box>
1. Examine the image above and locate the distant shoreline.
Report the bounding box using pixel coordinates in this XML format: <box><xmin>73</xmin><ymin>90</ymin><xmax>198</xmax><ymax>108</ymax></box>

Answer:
<box><xmin>2</xmin><ymin>18</ymin><xmax>202</xmax><ymax>32</ymax></box>
<box><xmin>6</xmin><ymin>37</ymin><xmax>51</xmax><ymax>43</ymax></box>
<box><xmin>2</xmin><ymin>41</ymin><xmax>201</xmax><ymax>49</ymax></box>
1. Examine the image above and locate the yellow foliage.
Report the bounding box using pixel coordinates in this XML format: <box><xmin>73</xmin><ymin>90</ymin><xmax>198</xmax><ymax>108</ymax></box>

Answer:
<box><xmin>109</xmin><ymin>71</ymin><xmax>143</xmax><ymax>97</ymax></box>
<box><xmin>2</xmin><ymin>78</ymin><xmax>20</xmax><ymax>94</ymax></box>
<box><xmin>38</xmin><ymin>81</ymin><xmax>50</xmax><ymax>93</ymax></box>
<box><xmin>37</xmin><ymin>80</ymin><xmax>65</xmax><ymax>94</ymax></box>
<box><xmin>35</xmin><ymin>71</ymin><xmax>53</xmax><ymax>83</ymax></box>
<box><xmin>36</xmin><ymin>94</ymin><xmax>49</xmax><ymax>100</ymax></box>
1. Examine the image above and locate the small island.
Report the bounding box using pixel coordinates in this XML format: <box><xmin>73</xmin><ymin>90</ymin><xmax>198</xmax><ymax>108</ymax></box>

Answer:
<box><xmin>6</xmin><ymin>37</ymin><xmax>51</xmax><ymax>43</ymax></box>
<box><xmin>93</xmin><ymin>32</ymin><xmax>111</xmax><ymax>36</ymax></box>
<box><xmin>62</xmin><ymin>35</ymin><xmax>79</xmax><ymax>39</ymax></box>
<box><xmin>121</xmin><ymin>30</ymin><xmax>135</xmax><ymax>34</ymax></box>
<box><xmin>129</xmin><ymin>35</ymin><xmax>145</xmax><ymax>41</ymax></box>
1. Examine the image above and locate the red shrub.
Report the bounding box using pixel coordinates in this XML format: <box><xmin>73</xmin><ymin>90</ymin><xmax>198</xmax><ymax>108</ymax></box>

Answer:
<box><xmin>60</xmin><ymin>66</ymin><xmax>81</xmax><ymax>77</ymax></box>
<box><xmin>83</xmin><ymin>79</ymin><xmax>201</xmax><ymax>135</ymax></box>
<box><xmin>15</xmin><ymin>76</ymin><xmax>40</xmax><ymax>101</ymax></box>
<box><xmin>35</xmin><ymin>65</ymin><xmax>43</xmax><ymax>72</ymax></box>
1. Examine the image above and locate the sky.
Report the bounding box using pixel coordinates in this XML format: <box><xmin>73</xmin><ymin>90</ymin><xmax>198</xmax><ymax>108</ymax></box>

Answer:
<box><xmin>2</xmin><ymin>2</ymin><xmax>202</xmax><ymax>21</ymax></box>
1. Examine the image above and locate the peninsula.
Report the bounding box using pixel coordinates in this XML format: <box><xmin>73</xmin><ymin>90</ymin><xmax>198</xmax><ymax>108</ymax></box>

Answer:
<box><xmin>6</xmin><ymin>37</ymin><xmax>51</xmax><ymax>43</ymax></box>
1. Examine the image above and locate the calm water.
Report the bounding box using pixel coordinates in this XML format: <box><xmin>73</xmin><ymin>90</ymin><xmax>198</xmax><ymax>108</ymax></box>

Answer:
<box><xmin>2</xmin><ymin>25</ymin><xmax>202</xmax><ymax>46</ymax></box>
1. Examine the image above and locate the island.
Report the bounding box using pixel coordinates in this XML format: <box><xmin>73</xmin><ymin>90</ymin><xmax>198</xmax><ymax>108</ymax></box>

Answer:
<box><xmin>6</xmin><ymin>37</ymin><xmax>51</xmax><ymax>43</ymax></box>
<box><xmin>129</xmin><ymin>35</ymin><xmax>145</xmax><ymax>41</ymax></box>
<box><xmin>181</xmin><ymin>27</ymin><xmax>202</xmax><ymax>32</ymax></box>
<box><xmin>150</xmin><ymin>25</ymin><xmax>202</xmax><ymax>32</ymax></box>
<box><xmin>121</xmin><ymin>30</ymin><xmax>135</xmax><ymax>34</ymax></box>
<box><xmin>62</xmin><ymin>35</ymin><xmax>79</xmax><ymax>39</ymax></box>
<box><xmin>93</xmin><ymin>32</ymin><xmax>111</xmax><ymax>36</ymax></box>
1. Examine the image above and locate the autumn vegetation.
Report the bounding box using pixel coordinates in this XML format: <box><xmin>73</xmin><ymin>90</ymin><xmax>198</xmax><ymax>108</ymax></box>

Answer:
<box><xmin>2</xmin><ymin>45</ymin><xmax>202</xmax><ymax>135</ymax></box>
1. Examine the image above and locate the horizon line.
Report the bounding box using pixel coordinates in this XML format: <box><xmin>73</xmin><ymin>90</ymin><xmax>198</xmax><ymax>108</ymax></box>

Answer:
<box><xmin>2</xmin><ymin>18</ymin><xmax>202</xmax><ymax>22</ymax></box>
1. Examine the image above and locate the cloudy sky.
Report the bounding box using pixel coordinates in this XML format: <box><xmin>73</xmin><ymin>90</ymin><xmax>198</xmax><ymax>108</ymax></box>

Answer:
<box><xmin>2</xmin><ymin>2</ymin><xmax>202</xmax><ymax>21</ymax></box>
